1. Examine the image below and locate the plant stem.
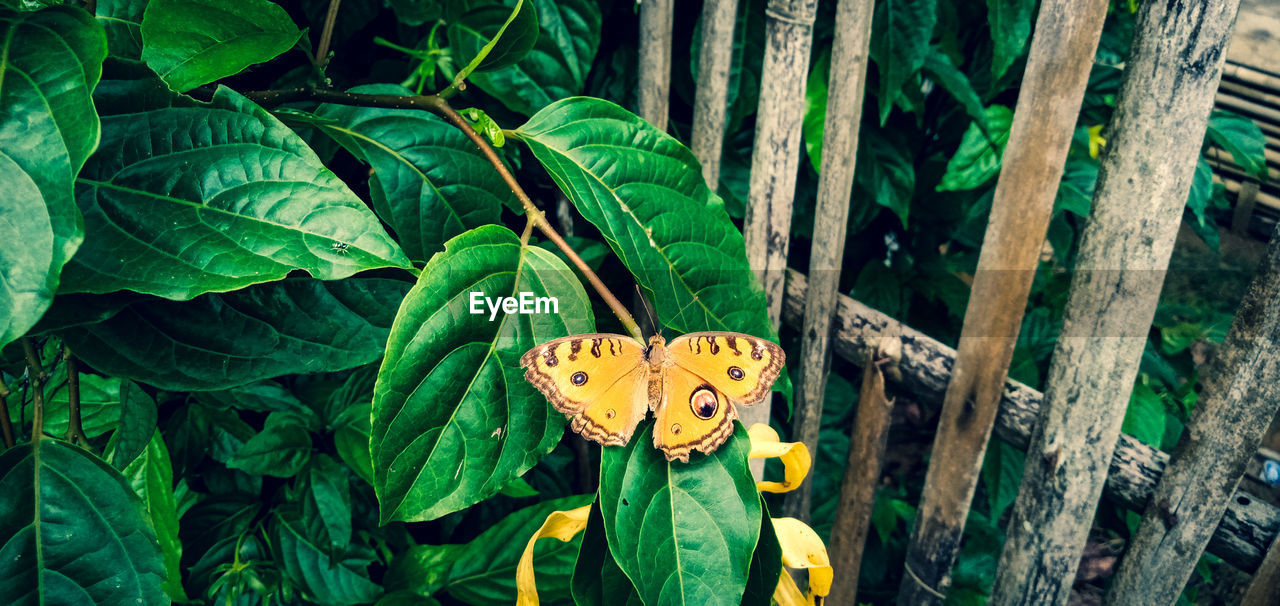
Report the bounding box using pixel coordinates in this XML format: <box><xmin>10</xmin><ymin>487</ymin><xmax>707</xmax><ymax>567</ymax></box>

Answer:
<box><xmin>63</xmin><ymin>348</ymin><xmax>89</xmax><ymax>447</ymax></box>
<box><xmin>241</xmin><ymin>87</ymin><xmax>644</xmax><ymax>340</ymax></box>
<box><xmin>315</xmin><ymin>0</ymin><xmax>343</xmax><ymax>69</ymax></box>
<box><xmin>21</xmin><ymin>338</ymin><xmax>45</xmax><ymax>439</ymax></box>
<box><xmin>0</xmin><ymin>378</ymin><xmax>13</xmax><ymax>449</ymax></box>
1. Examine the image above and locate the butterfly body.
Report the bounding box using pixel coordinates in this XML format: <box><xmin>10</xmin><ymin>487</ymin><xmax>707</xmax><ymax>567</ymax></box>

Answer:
<box><xmin>521</xmin><ymin>332</ymin><xmax>784</xmax><ymax>462</ymax></box>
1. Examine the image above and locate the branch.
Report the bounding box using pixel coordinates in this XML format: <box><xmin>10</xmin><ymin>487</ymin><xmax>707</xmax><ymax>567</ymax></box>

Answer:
<box><xmin>241</xmin><ymin>87</ymin><xmax>643</xmax><ymax>340</ymax></box>
<box><xmin>21</xmin><ymin>338</ymin><xmax>45</xmax><ymax>439</ymax></box>
<box><xmin>315</xmin><ymin>0</ymin><xmax>343</xmax><ymax>69</ymax></box>
<box><xmin>63</xmin><ymin>348</ymin><xmax>89</xmax><ymax>447</ymax></box>
<box><xmin>0</xmin><ymin>378</ymin><xmax>13</xmax><ymax>449</ymax></box>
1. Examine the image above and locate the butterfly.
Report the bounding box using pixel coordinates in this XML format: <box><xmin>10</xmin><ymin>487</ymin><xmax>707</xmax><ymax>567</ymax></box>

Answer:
<box><xmin>520</xmin><ymin>332</ymin><xmax>784</xmax><ymax>462</ymax></box>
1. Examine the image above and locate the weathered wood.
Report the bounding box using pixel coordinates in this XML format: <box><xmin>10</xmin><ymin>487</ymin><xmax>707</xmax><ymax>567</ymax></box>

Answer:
<box><xmin>780</xmin><ymin>269</ymin><xmax>1280</xmax><ymax>573</ymax></box>
<box><xmin>690</xmin><ymin>0</ymin><xmax>740</xmax><ymax>188</ymax></box>
<box><xmin>1241</xmin><ymin>532</ymin><xmax>1280</xmax><ymax>606</ymax></box>
<box><xmin>783</xmin><ymin>0</ymin><xmax>875</xmax><ymax>521</ymax></box>
<box><xmin>827</xmin><ymin>354</ymin><xmax>894</xmax><ymax>604</ymax></box>
<box><xmin>990</xmin><ymin>2</ymin><xmax>1242</xmax><ymax>604</ymax></box>
<box><xmin>738</xmin><ymin>0</ymin><xmax>817</xmax><ymax>435</ymax></box>
<box><xmin>1232</xmin><ymin>180</ymin><xmax>1261</xmax><ymax>233</ymax></box>
<box><xmin>896</xmin><ymin>0</ymin><xmax>1110</xmax><ymax>602</ymax></box>
<box><xmin>1108</xmin><ymin>228</ymin><xmax>1280</xmax><ymax>603</ymax></box>
<box><xmin>636</xmin><ymin>0</ymin><xmax>673</xmax><ymax>131</ymax></box>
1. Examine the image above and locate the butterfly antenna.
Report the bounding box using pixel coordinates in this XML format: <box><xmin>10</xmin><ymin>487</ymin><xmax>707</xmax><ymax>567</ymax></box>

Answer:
<box><xmin>635</xmin><ymin>284</ymin><xmax>660</xmax><ymax>338</ymax></box>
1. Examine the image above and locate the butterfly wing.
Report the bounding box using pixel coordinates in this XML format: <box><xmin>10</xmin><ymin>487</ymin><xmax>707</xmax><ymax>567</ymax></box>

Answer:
<box><xmin>666</xmin><ymin>332</ymin><xmax>785</xmax><ymax>404</ymax></box>
<box><xmin>521</xmin><ymin>334</ymin><xmax>650</xmax><ymax>446</ymax></box>
<box><xmin>652</xmin><ymin>365</ymin><xmax>737</xmax><ymax>462</ymax></box>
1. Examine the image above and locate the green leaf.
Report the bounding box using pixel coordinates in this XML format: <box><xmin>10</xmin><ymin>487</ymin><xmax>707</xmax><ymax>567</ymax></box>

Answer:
<box><xmin>96</xmin><ymin>0</ymin><xmax>147</xmax><ymax>62</ymax></box>
<box><xmin>599</xmin><ymin>422</ymin><xmax>762</xmax><ymax>605</ymax></box>
<box><xmin>385</xmin><ymin>543</ymin><xmax>464</xmax><ymax>598</ymax></box>
<box><xmin>196</xmin><ymin>380</ymin><xmax>316</xmax><ymax>422</ymax></box>
<box><xmin>27</xmin><ymin>374</ymin><xmax>133</xmax><ymax>440</ymax></box>
<box><xmin>60</xmin><ymin>277</ymin><xmax>409</xmax><ymax>391</ymax></box>
<box><xmin>855</xmin><ymin>129</ymin><xmax>916</xmax><ymax>229</ymax></box>
<box><xmin>803</xmin><ymin>48</ymin><xmax>832</xmax><ymax>172</ymax></box>
<box><xmin>312</xmin><ymin>84</ymin><xmax>517</xmax><ymax>260</ymax></box>
<box><xmin>273</xmin><ymin>510</ymin><xmax>383</xmax><ymax>605</ymax></box>
<box><xmin>61</xmin><ymin>87</ymin><xmax>411</xmax><ymax>299</ymax></box>
<box><xmin>226</xmin><ymin>412</ymin><xmax>313</xmax><ymax>477</ymax></box>
<box><xmin>980</xmin><ymin>439</ymin><xmax>1024</xmax><ymax>523</ymax></box>
<box><xmin>923</xmin><ymin>47</ymin><xmax>989</xmax><ymax>138</ymax></box>
<box><xmin>1122</xmin><ymin>381</ymin><xmax>1167</xmax><ymax>449</ymax></box>
<box><xmin>307</xmin><ymin>454</ymin><xmax>353</xmax><ymax>552</ymax></box>
<box><xmin>937</xmin><ymin>104</ymin><xmax>1014</xmax><ymax>191</ymax></box>
<box><xmin>986</xmin><ymin>0</ymin><xmax>1034</xmax><ymax>80</ymax></box>
<box><xmin>334</xmin><ymin>402</ymin><xmax>375</xmax><ymax>485</ymax></box>
<box><xmin>741</xmin><ymin>501</ymin><xmax>783</xmax><ymax>606</ymax></box>
<box><xmin>371</xmin><ymin>225</ymin><xmax>594</xmax><ymax>523</ymax></box>
<box><xmin>0</xmin><ymin>7</ymin><xmax>104</xmax><ymax>350</ymax></box>
<box><xmin>1205</xmin><ymin>110</ymin><xmax>1269</xmax><ymax>181</ymax></box>
<box><xmin>870</xmin><ymin>0</ymin><xmax>938</xmax><ymax>124</ymax></box>
<box><xmin>517</xmin><ymin>98</ymin><xmax>774</xmax><ymax>338</ymax></box>
<box><xmin>140</xmin><ymin>0</ymin><xmax>302</xmax><ymax>92</ymax></box>
<box><xmin>467</xmin><ymin>0</ymin><xmax>602</xmax><ymax>117</ymax></box>
<box><xmin>571</xmin><ymin>501</ymin><xmax>642</xmax><ymax>606</ymax></box>
<box><xmin>118</xmin><ymin>430</ymin><xmax>188</xmax><ymax>602</ymax></box>
<box><xmin>385</xmin><ymin>0</ymin><xmax>441</xmax><ymax>26</ymax></box>
<box><xmin>111</xmin><ymin>379</ymin><xmax>158</xmax><ymax>469</ymax></box>
<box><xmin>451</xmin><ymin>0</ymin><xmax>539</xmax><ymax>77</ymax></box>
<box><xmin>445</xmin><ymin>494</ymin><xmax>595</xmax><ymax>604</ymax></box>
<box><xmin>1056</xmin><ymin>154</ymin><xmax>1100</xmax><ymax>218</ymax></box>
<box><xmin>499</xmin><ymin>476</ymin><xmax>541</xmax><ymax>498</ymax></box>
<box><xmin>0</xmin><ymin>439</ymin><xmax>166</xmax><ymax>604</ymax></box>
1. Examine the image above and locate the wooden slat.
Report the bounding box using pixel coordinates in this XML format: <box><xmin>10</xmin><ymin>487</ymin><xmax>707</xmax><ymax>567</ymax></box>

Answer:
<box><xmin>690</xmin><ymin>0</ymin><xmax>740</xmax><ymax>189</ymax></box>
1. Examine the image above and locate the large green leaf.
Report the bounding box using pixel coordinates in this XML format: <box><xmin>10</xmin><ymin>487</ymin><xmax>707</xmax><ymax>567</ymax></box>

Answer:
<box><xmin>870</xmin><ymin>0</ymin><xmax>937</xmax><ymax>124</ymax></box>
<box><xmin>272</xmin><ymin>510</ymin><xmax>382</xmax><ymax>605</ymax></box>
<box><xmin>986</xmin><ymin>0</ymin><xmax>1034</xmax><ymax>80</ymax></box>
<box><xmin>598</xmin><ymin>422</ymin><xmax>762</xmax><ymax>605</ymax></box>
<box><xmin>445</xmin><ymin>494</ymin><xmax>594</xmax><ymax>604</ymax></box>
<box><xmin>1206</xmin><ymin>110</ymin><xmax>1269</xmax><ymax>181</ymax></box>
<box><xmin>0</xmin><ymin>7</ymin><xmax>104</xmax><ymax>350</ymax></box>
<box><xmin>571</xmin><ymin>501</ymin><xmax>642</xmax><ymax>606</ymax></box>
<box><xmin>451</xmin><ymin>0</ymin><xmax>539</xmax><ymax>76</ymax></box>
<box><xmin>116</xmin><ymin>430</ymin><xmax>187</xmax><ymax>602</ymax></box>
<box><xmin>517</xmin><ymin>98</ymin><xmax>773</xmax><ymax>338</ymax></box>
<box><xmin>313</xmin><ymin>84</ymin><xmax>517</xmax><ymax>261</ymax></box>
<box><xmin>937</xmin><ymin>104</ymin><xmax>1013</xmax><ymax>191</ymax></box>
<box><xmin>140</xmin><ymin>0</ymin><xmax>301</xmax><ymax>92</ymax></box>
<box><xmin>371</xmin><ymin>225</ymin><xmax>594</xmax><ymax>523</ymax></box>
<box><xmin>468</xmin><ymin>0</ymin><xmax>602</xmax><ymax>117</ymax></box>
<box><xmin>61</xmin><ymin>87</ymin><xmax>410</xmax><ymax>299</ymax></box>
<box><xmin>0</xmin><ymin>439</ymin><xmax>166</xmax><ymax>604</ymax></box>
<box><xmin>922</xmin><ymin>47</ymin><xmax>989</xmax><ymax>138</ymax></box>
<box><xmin>110</xmin><ymin>379</ymin><xmax>158</xmax><ymax>470</ymax></box>
<box><xmin>60</xmin><ymin>277</ymin><xmax>409</xmax><ymax>391</ymax></box>
<box><xmin>96</xmin><ymin>0</ymin><xmax>147</xmax><ymax>62</ymax></box>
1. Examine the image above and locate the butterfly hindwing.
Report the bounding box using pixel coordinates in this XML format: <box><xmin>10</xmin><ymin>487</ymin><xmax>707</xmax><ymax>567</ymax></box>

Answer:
<box><xmin>652</xmin><ymin>366</ymin><xmax>737</xmax><ymax>462</ymax></box>
<box><xmin>666</xmin><ymin>332</ymin><xmax>784</xmax><ymax>404</ymax></box>
<box><xmin>520</xmin><ymin>334</ymin><xmax>650</xmax><ymax>446</ymax></box>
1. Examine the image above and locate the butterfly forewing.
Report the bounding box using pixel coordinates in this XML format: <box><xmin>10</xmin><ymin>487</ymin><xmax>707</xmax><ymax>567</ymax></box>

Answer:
<box><xmin>666</xmin><ymin>332</ymin><xmax>784</xmax><ymax>404</ymax></box>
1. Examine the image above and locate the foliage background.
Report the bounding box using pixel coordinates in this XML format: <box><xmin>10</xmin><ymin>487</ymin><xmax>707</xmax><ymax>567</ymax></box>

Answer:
<box><xmin>0</xmin><ymin>0</ymin><xmax>1268</xmax><ymax>604</ymax></box>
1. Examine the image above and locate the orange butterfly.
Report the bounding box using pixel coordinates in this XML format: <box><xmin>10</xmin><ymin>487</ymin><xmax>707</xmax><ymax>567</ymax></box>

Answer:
<box><xmin>521</xmin><ymin>332</ymin><xmax>784</xmax><ymax>462</ymax></box>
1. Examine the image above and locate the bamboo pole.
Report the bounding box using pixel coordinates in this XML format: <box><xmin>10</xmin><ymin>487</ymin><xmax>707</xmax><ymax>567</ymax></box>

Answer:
<box><xmin>895</xmin><ymin>0</ymin><xmax>1110</xmax><ymax>602</ymax></box>
<box><xmin>637</xmin><ymin>0</ymin><xmax>673</xmax><ymax>131</ymax></box>
<box><xmin>690</xmin><ymin>0</ymin><xmax>740</xmax><ymax>188</ymax></box>
<box><xmin>1107</xmin><ymin>230</ymin><xmax>1280</xmax><ymax>602</ymax></box>
<box><xmin>780</xmin><ymin>269</ymin><xmax>1280</xmax><ymax>573</ymax></box>
<box><xmin>738</xmin><ymin>0</ymin><xmax>818</xmax><ymax>435</ymax></box>
<box><xmin>990</xmin><ymin>2</ymin><xmax>1242</xmax><ymax>604</ymax></box>
<box><xmin>826</xmin><ymin>352</ymin><xmax>894</xmax><ymax>603</ymax></box>
<box><xmin>783</xmin><ymin>0</ymin><xmax>875</xmax><ymax>521</ymax></box>
<box><xmin>1241</xmin><ymin>532</ymin><xmax>1280</xmax><ymax>606</ymax></box>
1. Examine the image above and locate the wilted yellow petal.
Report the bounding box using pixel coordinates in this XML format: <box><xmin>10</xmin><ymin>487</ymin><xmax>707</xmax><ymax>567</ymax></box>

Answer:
<box><xmin>747</xmin><ymin>423</ymin><xmax>812</xmax><ymax>493</ymax></box>
<box><xmin>1088</xmin><ymin>124</ymin><xmax>1106</xmax><ymax>158</ymax></box>
<box><xmin>773</xmin><ymin>517</ymin><xmax>833</xmax><ymax>605</ymax></box>
<box><xmin>515</xmin><ymin>504</ymin><xmax>591</xmax><ymax>606</ymax></box>
<box><xmin>773</xmin><ymin>569</ymin><xmax>807</xmax><ymax>606</ymax></box>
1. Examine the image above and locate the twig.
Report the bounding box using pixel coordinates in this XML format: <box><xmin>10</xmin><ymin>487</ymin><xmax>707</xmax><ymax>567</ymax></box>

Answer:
<box><xmin>0</xmin><ymin>378</ymin><xmax>13</xmax><ymax>449</ymax></box>
<box><xmin>22</xmin><ymin>338</ymin><xmax>45</xmax><ymax>439</ymax></box>
<box><xmin>63</xmin><ymin>348</ymin><xmax>89</xmax><ymax>447</ymax></box>
<box><xmin>315</xmin><ymin>0</ymin><xmax>343</xmax><ymax>69</ymax></box>
<box><xmin>242</xmin><ymin>87</ymin><xmax>643</xmax><ymax>340</ymax></box>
